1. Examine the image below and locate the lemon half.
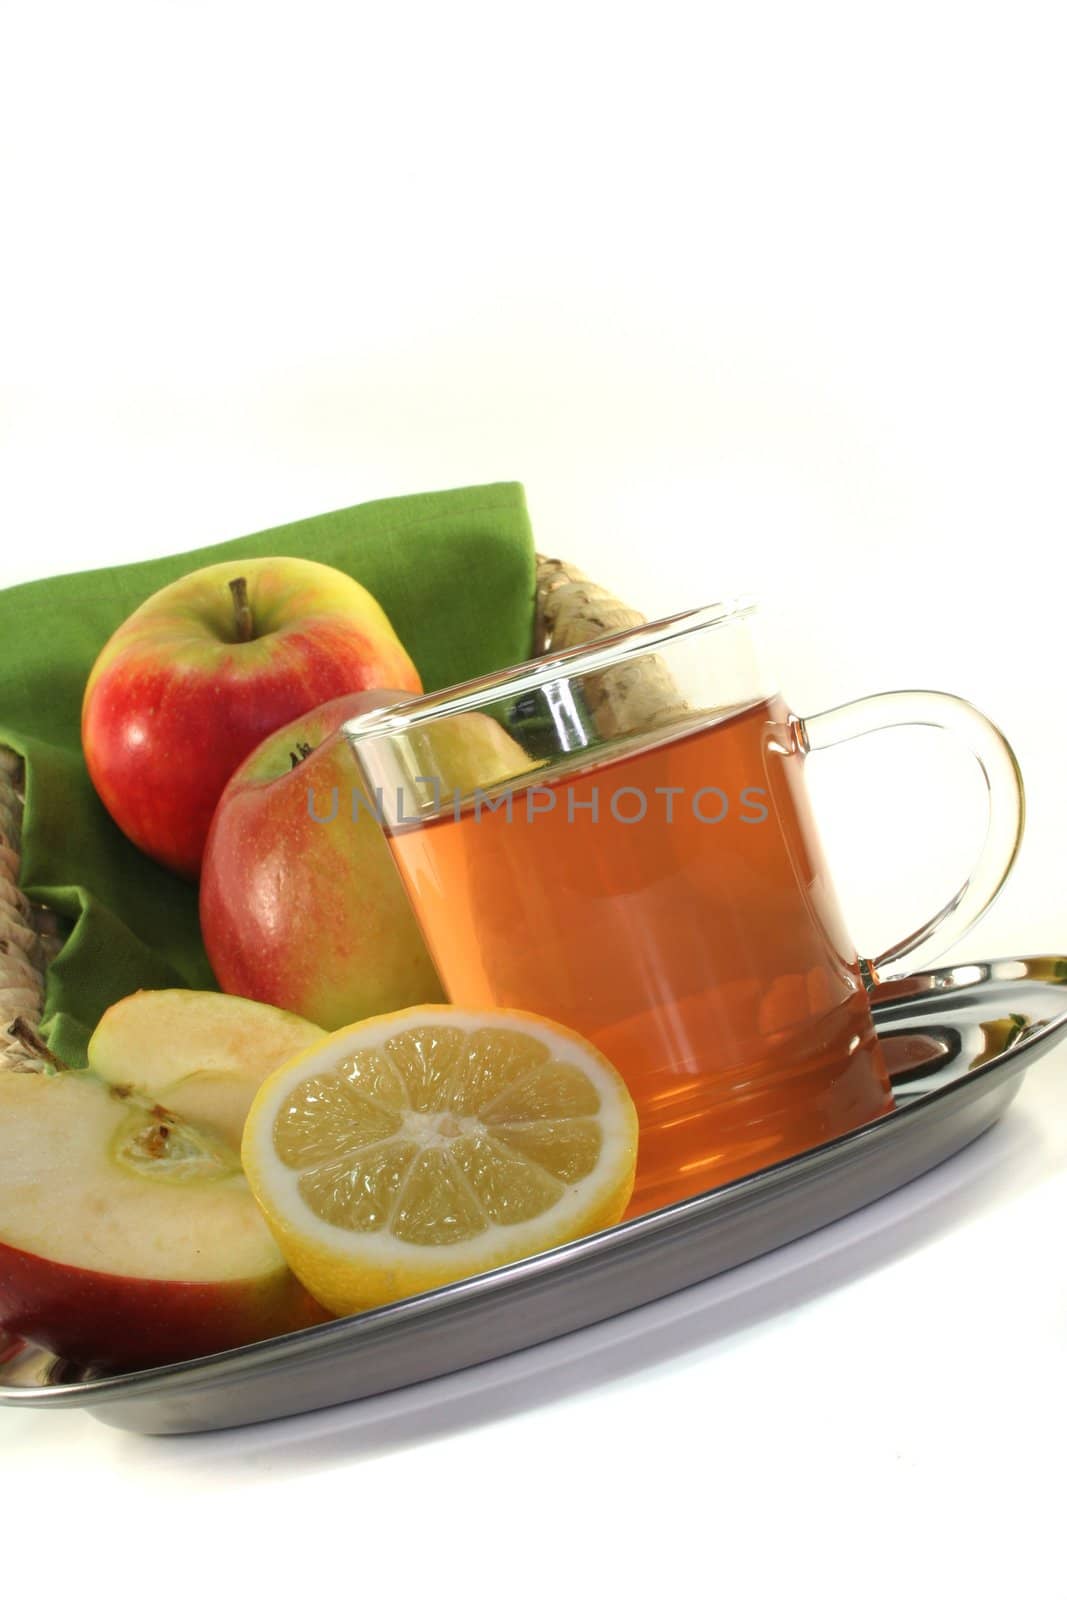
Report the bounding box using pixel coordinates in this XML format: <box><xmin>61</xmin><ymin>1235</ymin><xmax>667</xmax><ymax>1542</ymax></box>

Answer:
<box><xmin>241</xmin><ymin>1006</ymin><xmax>639</xmax><ymax>1314</ymax></box>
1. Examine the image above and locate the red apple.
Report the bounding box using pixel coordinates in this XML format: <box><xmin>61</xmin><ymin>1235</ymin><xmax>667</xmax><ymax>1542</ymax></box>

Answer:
<box><xmin>200</xmin><ymin>690</ymin><xmax>442</xmax><ymax>1030</ymax></box>
<box><xmin>200</xmin><ymin>691</ymin><xmax>534</xmax><ymax>1030</ymax></box>
<box><xmin>82</xmin><ymin>557</ymin><xmax>422</xmax><ymax>878</ymax></box>
<box><xmin>0</xmin><ymin>1068</ymin><xmax>328</xmax><ymax>1372</ymax></box>
<box><xmin>0</xmin><ymin>990</ymin><xmax>329</xmax><ymax>1370</ymax></box>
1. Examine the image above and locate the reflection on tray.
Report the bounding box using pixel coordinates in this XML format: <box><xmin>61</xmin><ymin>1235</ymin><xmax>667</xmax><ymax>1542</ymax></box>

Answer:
<box><xmin>881</xmin><ymin>1009</ymin><xmax>1040</xmax><ymax>1101</ymax></box>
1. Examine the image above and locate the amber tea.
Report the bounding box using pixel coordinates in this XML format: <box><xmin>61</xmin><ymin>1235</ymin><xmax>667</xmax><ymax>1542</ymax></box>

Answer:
<box><xmin>347</xmin><ymin>601</ymin><xmax>1024</xmax><ymax>1219</ymax></box>
<box><xmin>387</xmin><ymin>696</ymin><xmax>892</xmax><ymax>1215</ymax></box>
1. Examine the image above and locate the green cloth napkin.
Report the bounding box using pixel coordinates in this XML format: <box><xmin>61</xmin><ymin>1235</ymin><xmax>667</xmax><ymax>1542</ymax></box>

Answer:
<box><xmin>0</xmin><ymin>482</ymin><xmax>537</xmax><ymax>1069</ymax></box>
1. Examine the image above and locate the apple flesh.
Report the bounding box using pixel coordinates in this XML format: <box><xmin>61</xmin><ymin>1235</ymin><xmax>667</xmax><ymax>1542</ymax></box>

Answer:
<box><xmin>200</xmin><ymin>691</ymin><xmax>535</xmax><ymax>1031</ymax></box>
<box><xmin>88</xmin><ymin>988</ymin><xmax>324</xmax><ymax>1149</ymax></box>
<box><xmin>0</xmin><ymin>1070</ymin><xmax>327</xmax><ymax>1371</ymax></box>
<box><xmin>82</xmin><ymin>557</ymin><xmax>422</xmax><ymax>879</ymax></box>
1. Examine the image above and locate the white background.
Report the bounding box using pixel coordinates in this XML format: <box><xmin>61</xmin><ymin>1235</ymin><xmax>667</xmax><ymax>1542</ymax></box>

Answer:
<box><xmin>2</xmin><ymin>4</ymin><xmax>1065</xmax><ymax>1596</ymax></box>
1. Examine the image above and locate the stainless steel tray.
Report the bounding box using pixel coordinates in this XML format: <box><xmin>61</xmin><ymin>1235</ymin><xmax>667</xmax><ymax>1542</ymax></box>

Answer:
<box><xmin>3</xmin><ymin>954</ymin><xmax>1064</xmax><ymax>1434</ymax></box>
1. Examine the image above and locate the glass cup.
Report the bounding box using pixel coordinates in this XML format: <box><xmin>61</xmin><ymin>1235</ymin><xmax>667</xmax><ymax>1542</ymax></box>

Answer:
<box><xmin>344</xmin><ymin>602</ymin><xmax>1024</xmax><ymax>1216</ymax></box>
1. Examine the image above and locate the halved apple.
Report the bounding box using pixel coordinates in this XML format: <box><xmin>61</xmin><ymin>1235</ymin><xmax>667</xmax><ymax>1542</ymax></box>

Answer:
<box><xmin>0</xmin><ymin>1068</ymin><xmax>328</xmax><ymax>1371</ymax></box>
<box><xmin>88</xmin><ymin>989</ymin><xmax>324</xmax><ymax>1149</ymax></box>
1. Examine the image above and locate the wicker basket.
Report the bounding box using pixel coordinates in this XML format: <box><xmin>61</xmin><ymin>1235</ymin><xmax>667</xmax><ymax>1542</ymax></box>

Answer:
<box><xmin>0</xmin><ymin>555</ymin><xmax>649</xmax><ymax>1070</ymax></box>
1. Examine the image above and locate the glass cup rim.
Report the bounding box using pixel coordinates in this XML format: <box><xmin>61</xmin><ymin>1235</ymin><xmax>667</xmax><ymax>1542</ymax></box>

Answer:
<box><xmin>343</xmin><ymin>596</ymin><xmax>758</xmax><ymax>742</ymax></box>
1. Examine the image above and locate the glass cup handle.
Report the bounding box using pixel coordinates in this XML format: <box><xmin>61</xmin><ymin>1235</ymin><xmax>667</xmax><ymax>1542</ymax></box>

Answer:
<box><xmin>795</xmin><ymin>691</ymin><xmax>1025</xmax><ymax>986</ymax></box>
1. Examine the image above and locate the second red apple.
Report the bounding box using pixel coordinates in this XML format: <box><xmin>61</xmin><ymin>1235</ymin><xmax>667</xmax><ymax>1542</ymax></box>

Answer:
<box><xmin>201</xmin><ymin>691</ymin><xmax>536</xmax><ymax>1030</ymax></box>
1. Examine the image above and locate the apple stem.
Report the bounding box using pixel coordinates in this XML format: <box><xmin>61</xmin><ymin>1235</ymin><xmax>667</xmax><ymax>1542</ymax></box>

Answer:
<box><xmin>6</xmin><ymin>1016</ymin><xmax>70</xmax><ymax>1073</ymax></box>
<box><xmin>229</xmin><ymin>576</ymin><xmax>255</xmax><ymax>643</ymax></box>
